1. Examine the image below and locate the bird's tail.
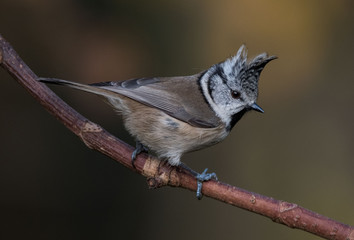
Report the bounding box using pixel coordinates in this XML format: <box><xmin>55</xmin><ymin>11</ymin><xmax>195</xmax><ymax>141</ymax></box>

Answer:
<box><xmin>37</xmin><ymin>77</ymin><xmax>120</xmax><ymax>100</ymax></box>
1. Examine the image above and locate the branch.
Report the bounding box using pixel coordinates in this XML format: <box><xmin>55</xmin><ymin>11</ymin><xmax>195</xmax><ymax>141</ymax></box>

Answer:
<box><xmin>1</xmin><ymin>34</ymin><xmax>353</xmax><ymax>240</ymax></box>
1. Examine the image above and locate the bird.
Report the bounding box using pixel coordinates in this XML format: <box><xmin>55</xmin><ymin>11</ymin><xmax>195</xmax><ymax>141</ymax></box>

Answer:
<box><xmin>38</xmin><ymin>45</ymin><xmax>276</xmax><ymax>199</ymax></box>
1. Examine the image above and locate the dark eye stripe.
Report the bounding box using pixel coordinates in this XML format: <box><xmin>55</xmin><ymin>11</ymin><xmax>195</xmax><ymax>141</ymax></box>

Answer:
<box><xmin>205</xmin><ymin>66</ymin><xmax>226</xmax><ymax>103</ymax></box>
<box><xmin>215</xmin><ymin>65</ymin><xmax>228</xmax><ymax>84</ymax></box>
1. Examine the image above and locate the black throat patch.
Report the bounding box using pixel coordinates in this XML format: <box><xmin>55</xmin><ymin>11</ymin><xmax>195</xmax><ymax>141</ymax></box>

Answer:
<box><xmin>227</xmin><ymin>108</ymin><xmax>248</xmax><ymax>132</ymax></box>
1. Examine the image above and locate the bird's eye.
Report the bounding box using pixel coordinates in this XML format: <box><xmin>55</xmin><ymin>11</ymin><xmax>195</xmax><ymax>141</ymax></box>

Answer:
<box><xmin>231</xmin><ymin>90</ymin><xmax>241</xmax><ymax>99</ymax></box>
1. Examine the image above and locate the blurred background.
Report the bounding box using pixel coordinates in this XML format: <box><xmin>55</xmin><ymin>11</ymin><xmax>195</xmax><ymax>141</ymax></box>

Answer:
<box><xmin>1</xmin><ymin>0</ymin><xmax>354</xmax><ymax>239</ymax></box>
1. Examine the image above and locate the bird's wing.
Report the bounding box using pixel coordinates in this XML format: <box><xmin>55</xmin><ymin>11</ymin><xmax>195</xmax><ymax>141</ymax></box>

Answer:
<box><xmin>90</xmin><ymin>74</ymin><xmax>221</xmax><ymax>128</ymax></box>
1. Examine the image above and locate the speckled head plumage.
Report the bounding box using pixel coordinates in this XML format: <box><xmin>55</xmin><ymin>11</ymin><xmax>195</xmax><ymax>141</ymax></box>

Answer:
<box><xmin>199</xmin><ymin>45</ymin><xmax>277</xmax><ymax>130</ymax></box>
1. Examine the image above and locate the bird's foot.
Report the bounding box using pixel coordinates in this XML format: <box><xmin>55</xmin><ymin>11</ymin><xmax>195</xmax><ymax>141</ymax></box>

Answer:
<box><xmin>131</xmin><ymin>141</ymin><xmax>148</xmax><ymax>168</ymax></box>
<box><xmin>195</xmin><ymin>168</ymin><xmax>218</xmax><ymax>200</ymax></box>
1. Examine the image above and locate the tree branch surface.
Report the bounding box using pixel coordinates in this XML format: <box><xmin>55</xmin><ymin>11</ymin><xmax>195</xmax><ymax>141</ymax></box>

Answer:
<box><xmin>1</xmin><ymin>34</ymin><xmax>353</xmax><ymax>240</ymax></box>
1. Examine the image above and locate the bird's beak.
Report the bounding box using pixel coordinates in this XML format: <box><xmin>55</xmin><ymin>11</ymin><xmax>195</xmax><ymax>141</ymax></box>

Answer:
<box><xmin>251</xmin><ymin>103</ymin><xmax>264</xmax><ymax>113</ymax></box>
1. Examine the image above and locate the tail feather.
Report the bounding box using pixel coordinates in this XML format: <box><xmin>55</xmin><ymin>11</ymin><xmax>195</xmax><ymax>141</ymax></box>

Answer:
<box><xmin>37</xmin><ymin>77</ymin><xmax>121</xmax><ymax>100</ymax></box>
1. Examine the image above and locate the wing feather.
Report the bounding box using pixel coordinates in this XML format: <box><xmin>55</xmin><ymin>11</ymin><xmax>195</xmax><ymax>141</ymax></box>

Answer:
<box><xmin>90</xmin><ymin>74</ymin><xmax>221</xmax><ymax>128</ymax></box>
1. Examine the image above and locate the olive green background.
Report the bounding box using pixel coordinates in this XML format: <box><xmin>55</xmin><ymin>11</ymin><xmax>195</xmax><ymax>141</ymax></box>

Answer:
<box><xmin>1</xmin><ymin>1</ymin><xmax>353</xmax><ymax>239</ymax></box>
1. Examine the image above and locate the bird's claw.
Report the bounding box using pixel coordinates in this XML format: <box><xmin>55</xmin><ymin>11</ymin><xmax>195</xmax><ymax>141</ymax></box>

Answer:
<box><xmin>131</xmin><ymin>141</ymin><xmax>148</xmax><ymax>168</ymax></box>
<box><xmin>196</xmin><ymin>168</ymin><xmax>218</xmax><ymax>200</ymax></box>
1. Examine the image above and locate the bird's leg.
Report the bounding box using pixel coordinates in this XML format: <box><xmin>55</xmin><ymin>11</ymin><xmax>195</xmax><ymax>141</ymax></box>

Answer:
<box><xmin>131</xmin><ymin>141</ymin><xmax>148</xmax><ymax>168</ymax></box>
<box><xmin>195</xmin><ymin>168</ymin><xmax>218</xmax><ymax>199</ymax></box>
<box><xmin>179</xmin><ymin>163</ymin><xmax>218</xmax><ymax>200</ymax></box>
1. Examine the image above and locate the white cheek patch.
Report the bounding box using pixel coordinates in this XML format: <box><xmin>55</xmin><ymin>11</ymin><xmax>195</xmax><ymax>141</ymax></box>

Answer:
<box><xmin>200</xmin><ymin>70</ymin><xmax>231</xmax><ymax>125</ymax></box>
